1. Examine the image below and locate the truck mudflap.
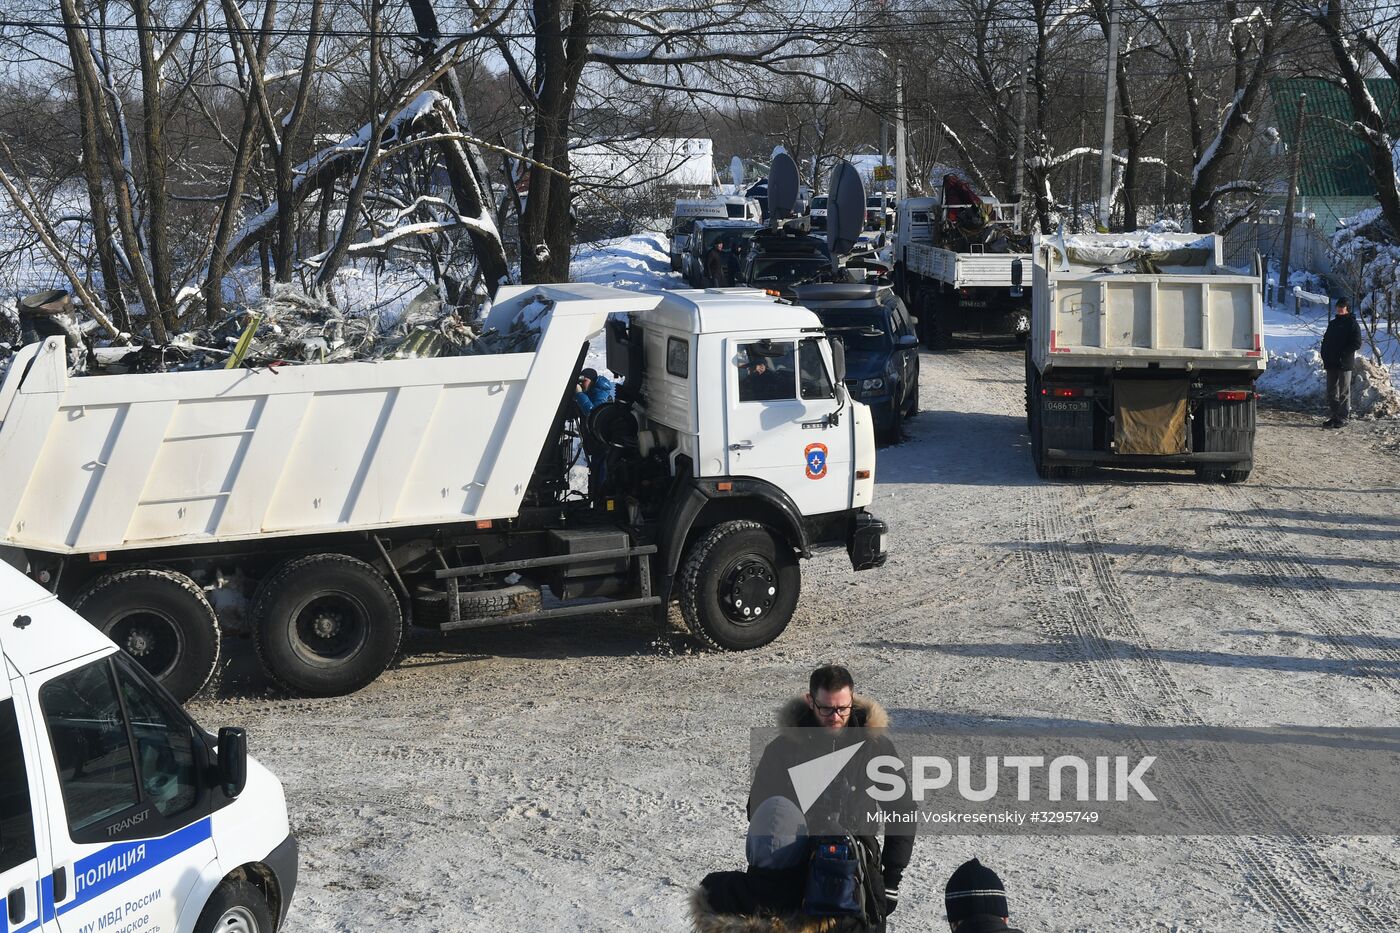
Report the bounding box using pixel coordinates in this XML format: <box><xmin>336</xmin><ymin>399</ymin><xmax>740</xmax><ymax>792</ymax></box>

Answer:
<box><xmin>264</xmin><ymin>833</ymin><xmax>298</xmax><ymax>927</ymax></box>
<box><xmin>847</xmin><ymin>510</ymin><xmax>888</xmax><ymax>571</ymax></box>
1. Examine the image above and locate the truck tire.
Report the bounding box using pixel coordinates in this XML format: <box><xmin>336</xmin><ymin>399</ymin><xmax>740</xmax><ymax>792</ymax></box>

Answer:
<box><xmin>680</xmin><ymin>521</ymin><xmax>800</xmax><ymax>651</ymax></box>
<box><xmin>194</xmin><ymin>879</ymin><xmax>274</xmax><ymax>933</ymax></box>
<box><xmin>924</xmin><ymin>293</ymin><xmax>954</xmax><ymax>350</ymax></box>
<box><xmin>253</xmin><ymin>554</ymin><xmax>403</xmax><ymax>697</ymax></box>
<box><xmin>411</xmin><ymin>582</ymin><xmax>540</xmax><ymax>627</ymax></box>
<box><xmin>73</xmin><ymin>568</ymin><xmax>220</xmax><ymax>702</ymax></box>
<box><xmin>1195</xmin><ymin>464</ymin><xmax>1252</xmax><ymax>484</ymax></box>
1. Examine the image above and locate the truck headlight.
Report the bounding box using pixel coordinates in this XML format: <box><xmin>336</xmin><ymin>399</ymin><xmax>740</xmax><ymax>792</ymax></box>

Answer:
<box><xmin>861</xmin><ymin>377</ymin><xmax>884</xmax><ymax>392</ymax></box>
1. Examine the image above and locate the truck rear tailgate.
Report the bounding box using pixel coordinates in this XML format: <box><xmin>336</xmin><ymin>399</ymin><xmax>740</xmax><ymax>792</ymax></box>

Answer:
<box><xmin>1046</xmin><ymin>273</ymin><xmax>1264</xmax><ymax>368</ymax></box>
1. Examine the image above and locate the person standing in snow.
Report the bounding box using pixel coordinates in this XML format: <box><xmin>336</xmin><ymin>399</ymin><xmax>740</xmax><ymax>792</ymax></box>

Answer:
<box><xmin>574</xmin><ymin>367</ymin><xmax>615</xmax><ymax>416</ymax></box>
<box><xmin>944</xmin><ymin>858</ymin><xmax>1025</xmax><ymax>933</ymax></box>
<box><xmin>1320</xmin><ymin>297</ymin><xmax>1363</xmax><ymax>428</ymax></box>
<box><xmin>707</xmin><ymin>239</ymin><xmax>732</xmax><ymax>287</ymax></box>
<box><xmin>746</xmin><ymin>664</ymin><xmax>917</xmax><ymax>927</ymax></box>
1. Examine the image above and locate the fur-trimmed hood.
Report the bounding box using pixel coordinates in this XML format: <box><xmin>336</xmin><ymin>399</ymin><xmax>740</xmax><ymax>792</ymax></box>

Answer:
<box><xmin>689</xmin><ymin>887</ymin><xmax>870</xmax><ymax>933</ymax></box>
<box><xmin>776</xmin><ymin>694</ymin><xmax>891</xmax><ymax>731</ymax></box>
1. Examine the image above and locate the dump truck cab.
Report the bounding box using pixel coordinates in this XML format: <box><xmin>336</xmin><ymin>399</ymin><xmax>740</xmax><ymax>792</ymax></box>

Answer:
<box><xmin>0</xmin><ymin>561</ymin><xmax>296</xmax><ymax>933</ymax></box>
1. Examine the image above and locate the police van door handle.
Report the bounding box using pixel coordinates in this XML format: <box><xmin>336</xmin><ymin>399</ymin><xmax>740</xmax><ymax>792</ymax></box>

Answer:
<box><xmin>728</xmin><ymin>441</ymin><xmax>753</xmax><ymax>450</ymax></box>
<box><xmin>52</xmin><ymin>866</ymin><xmax>67</xmax><ymax>902</ymax></box>
<box><xmin>7</xmin><ymin>886</ymin><xmax>23</xmax><ymax>924</ymax></box>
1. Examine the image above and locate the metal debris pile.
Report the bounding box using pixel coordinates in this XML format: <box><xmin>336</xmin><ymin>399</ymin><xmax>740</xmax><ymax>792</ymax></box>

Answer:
<box><xmin>1</xmin><ymin>286</ymin><xmax>557</xmax><ymax>379</ymax></box>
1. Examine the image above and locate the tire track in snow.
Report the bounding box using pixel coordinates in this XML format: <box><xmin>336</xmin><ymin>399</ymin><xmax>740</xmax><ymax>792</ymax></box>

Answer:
<box><xmin>1019</xmin><ymin>483</ymin><xmax>1383</xmax><ymax>931</ymax></box>
<box><xmin>1208</xmin><ymin>486</ymin><xmax>1400</xmax><ymax>701</ymax></box>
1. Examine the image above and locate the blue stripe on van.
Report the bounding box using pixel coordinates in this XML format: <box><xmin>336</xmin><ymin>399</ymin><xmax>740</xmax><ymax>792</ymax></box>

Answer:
<box><xmin>39</xmin><ymin>817</ymin><xmax>212</xmax><ymax>919</ymax></box>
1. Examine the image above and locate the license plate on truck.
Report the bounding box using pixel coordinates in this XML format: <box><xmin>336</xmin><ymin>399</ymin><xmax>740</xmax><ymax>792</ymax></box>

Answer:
<box><xmin>1045</xmin><ymin>399</ymin><xmax>1090</xmax><ymax>411</ymax></box>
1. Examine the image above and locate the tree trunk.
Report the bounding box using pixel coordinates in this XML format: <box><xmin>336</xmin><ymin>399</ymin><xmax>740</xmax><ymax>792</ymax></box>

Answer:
<box><xmin>132</xmin><ymin>0</ymin><xmax>174</xmax><ymax>332</ymax></box>
<box><xmin>71</xmin><ymin>56</ymin><xmax>128</xmax><ymax>329</ymax></box>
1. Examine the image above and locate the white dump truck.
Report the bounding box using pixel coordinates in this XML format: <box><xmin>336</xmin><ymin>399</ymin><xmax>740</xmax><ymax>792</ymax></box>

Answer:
<box><xmin>0</xmin><ymin>283</ymin><xmax>886</xmax><ymax>700</ymax></box>
<box><xmin>1025</xmin><ymin>233</ymin><xmax>1266</xmax><ymax>481</ymax></box>
<box><xmin>893</xmin><ymin>190</ymin><xmax>1031</xmax><ymax>348</ymax></box>
<box><xmin>0</xmin><ymin>561</ymin><xmax>296</xmax><ymax>933</ymax></box>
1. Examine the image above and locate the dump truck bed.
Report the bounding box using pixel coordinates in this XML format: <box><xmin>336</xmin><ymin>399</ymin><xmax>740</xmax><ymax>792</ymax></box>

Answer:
<box><xmin>0</xmin><ymin>284</ymin><xmax>662</xmax><ymax>555</ymax></box>
<box><xmin>906</xmin><ymin>242</ymin><xmax>1028</xmax><ymax>288</ymax></box>
<box><xmin>1030</xmin><ymin>234</ymin><xmax>1266</xmax><ymax>373</ymax></box>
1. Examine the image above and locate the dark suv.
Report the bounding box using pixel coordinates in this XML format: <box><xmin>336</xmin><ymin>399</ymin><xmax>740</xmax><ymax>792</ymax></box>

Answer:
<box><xmin>741</xmin><ymin>229</ymin><xmax>832</xmax><ymax>296</ymax></box>
<box><xmin>793</xmin><ymin>283</ymin><xmax>920</xmax><ymax>444</ymax></box>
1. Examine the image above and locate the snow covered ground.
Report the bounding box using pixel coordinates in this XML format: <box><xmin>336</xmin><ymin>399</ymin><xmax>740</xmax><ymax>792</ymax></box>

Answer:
<box><xmin>177</xmin><ymin>232</ymin><xmax>1400</xmax><ymax>932</ymax></box>
<box><xmin>191</xmin><ymin>339</ymin><xmax>1400</xmax><ymax>932</ymax></box>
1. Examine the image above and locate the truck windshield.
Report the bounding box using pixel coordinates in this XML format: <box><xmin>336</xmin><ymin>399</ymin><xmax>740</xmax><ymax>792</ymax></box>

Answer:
<box><xmin>809</xmin><ymin>197</ymin><xmax>827</xmax><ymax>210</ymax></box>
<box><xmin>672</xmin><ymin>217</ymin><xmax>700</xmax><ymax>236</ymax></box>
<box><xmin>816</xmin><ymin>311</ymin><xmax>891</xmax><ymax>352</ymax></box>
<box><xmin>749</xmin><ymin>257</ymin><xmax>829</xmax><ymax>286</ymax></box>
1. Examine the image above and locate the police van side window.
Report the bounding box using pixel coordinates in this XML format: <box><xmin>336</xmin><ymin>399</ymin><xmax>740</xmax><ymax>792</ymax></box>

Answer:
<box><xmin>40</xmin><ymin>661</ymin><xmax>141</xmax><ymax>833</ymax></box>
<box><xmin>113</xmin><ymin>655</ymin><xmax>199</xmax><ymax>818</ymax></box>
<box><xmin>0</xmin><ymin>698</ymin><xmax>37</xmax><ymax>871</ymax></box>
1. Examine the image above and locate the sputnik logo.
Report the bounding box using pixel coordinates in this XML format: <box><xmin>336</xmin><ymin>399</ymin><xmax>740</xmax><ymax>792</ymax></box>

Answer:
<box><xmin>787</xmin><ymin>741</ymin><xmax>865</xmax><ymax>812</ymax></box>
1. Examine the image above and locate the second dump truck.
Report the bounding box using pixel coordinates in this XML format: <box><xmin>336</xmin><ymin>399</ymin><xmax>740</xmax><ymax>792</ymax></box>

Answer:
<box><xmin>0</xmin><ymin>284</ymin><xmax>887</xmax><ymax>700</ymax></box>
<box><xmin>1025</xmin><ymin>233</ymin><xmax>1266</xmax><ymax>481</ymax></box>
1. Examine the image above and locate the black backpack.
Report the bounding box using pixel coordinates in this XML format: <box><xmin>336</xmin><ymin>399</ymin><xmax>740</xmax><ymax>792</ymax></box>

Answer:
<box><xmin>802</xmin><ymin>834</ymin><xmax>884</xmax><ymax>923</ymax></box>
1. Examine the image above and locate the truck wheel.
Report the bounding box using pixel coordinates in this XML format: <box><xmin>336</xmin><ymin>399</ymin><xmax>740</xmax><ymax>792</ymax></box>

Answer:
<box><xmin>680</xmin><ymin>521</ymin><xmax>800</xmax><ymax>651</ymax></box>
<box><xmin>73</xmin><ymin>568</ymin><xmax>219</xmax><ymax>702</ymax></box>
<box><xmin>253</xmin><ymin>554</ymin><xmax>403</xmax><ymax>697</ymax></box>
<box><xmin>194</xmin><ymin>879</ymin><xmax>274</xmax><ymax>933</ymax></box>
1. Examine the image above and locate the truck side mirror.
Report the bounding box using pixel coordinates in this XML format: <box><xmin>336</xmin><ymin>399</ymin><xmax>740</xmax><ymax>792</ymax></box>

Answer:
<box><xmin>830</xmin><ymin>339</ymin><xmax>846</xmax><ymax>384</ymax></box>
<box><xmin>218</xmin><ymin>726</ymin><xmax>248</xmax><ymax>798</ymax></box>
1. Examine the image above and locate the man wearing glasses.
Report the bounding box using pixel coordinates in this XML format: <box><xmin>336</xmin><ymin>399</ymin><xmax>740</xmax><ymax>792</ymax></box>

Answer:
<box><xmin>747</xmin><ymin>664</ymin><xmax>917</xmax><ymax>923</ymax></box>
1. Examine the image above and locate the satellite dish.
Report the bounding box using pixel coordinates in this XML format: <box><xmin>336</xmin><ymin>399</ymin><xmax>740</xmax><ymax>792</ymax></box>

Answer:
<box><xmin>768</xmin><ymin>151</ymin><xmax>800</xmax><ymax>222</ymax></box>
<box><xmin>730</xmin><ymin>155</ymin><xmax>745</xmax><ymax>187</ymax></box>
<box><xmin>826</xmin><ymin>159</ymin><xmax>867</xmax><ymax>263</ymax></box>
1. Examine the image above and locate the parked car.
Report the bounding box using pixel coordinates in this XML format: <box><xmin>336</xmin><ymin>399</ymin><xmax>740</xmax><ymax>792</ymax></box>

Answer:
<box><xmin>865</xmin><ymin>193</ymin><xmax>896</xmax><ymax>231</ymax></box>
<box><xmin>808</xmin><ymin>195</ymin><xmax>828</xmax><ymax>231</ymax></box>
<box><xmin>794</xmin><ymin>282</ymin><xmax>920</xmax><ymax>444</ymax></box>
<box><xmin>687</xmin><ymin>218</ymin><xmax>762</xmax><ymax>287</ymax></box>
<box><xmin>741</xmin><ymin>228</ymin><xmax>832</xmax><ymax>295</ymax></box>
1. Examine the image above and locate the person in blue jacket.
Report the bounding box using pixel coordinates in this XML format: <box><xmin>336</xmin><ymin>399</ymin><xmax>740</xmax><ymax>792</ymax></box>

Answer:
<box><xmin>575</xmin><ymin>368</ymin><xmax>615</xmax><ymax>415</ymax></box>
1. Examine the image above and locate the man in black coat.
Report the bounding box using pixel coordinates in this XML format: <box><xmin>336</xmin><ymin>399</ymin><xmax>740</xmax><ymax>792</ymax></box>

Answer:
<box><xmin>746</xmin><ymin>665</ymin><xmax>917</xmax><ymax>922</ymax></box>
<box><xmin>1320</xmin><ymin>297</ymin><xmax>1364</xmax><ymax>427</ymax></box>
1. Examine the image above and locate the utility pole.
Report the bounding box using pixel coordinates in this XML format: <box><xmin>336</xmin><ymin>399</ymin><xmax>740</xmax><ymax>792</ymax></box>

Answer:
<box><xmin>880</xmin><ymin>118</ymin><xmax>890</xmax><ymax>242</ymax></box>
<box><xmin>1097</xmin><ymin>0</ymin><xmax>1120</xmax><ymax>230</ymax></box>
<box><xmin>1013</xmin><ymin>65</ymin><xmax>1028</xmax><ymax>230</ymax></box>
<box><xmin>1280</xmin><ymin>93</ymin><xmax>1308</xmax><ymax>311</ymax></box>
<box><xmin>895</xmin><ymin>62</ymin><xmax>908</xmax><ymax>201</ymax></box>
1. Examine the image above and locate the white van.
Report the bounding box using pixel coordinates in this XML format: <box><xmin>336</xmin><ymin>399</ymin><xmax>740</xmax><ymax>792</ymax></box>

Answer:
<box><xmin>0</xmin><ymin>562</ymin><xmax>296</xmax><ymax>933</ymax></box>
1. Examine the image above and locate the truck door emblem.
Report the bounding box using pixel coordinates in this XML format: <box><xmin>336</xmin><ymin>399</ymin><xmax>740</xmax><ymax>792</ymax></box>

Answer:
<box><xmin>805</xmin><ymin>444</ymin><xmax>828</xmax><ymax>480</ymax></box>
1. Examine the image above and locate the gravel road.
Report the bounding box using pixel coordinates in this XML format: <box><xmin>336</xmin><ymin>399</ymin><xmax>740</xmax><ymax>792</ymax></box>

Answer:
<box><xmin>192</xmin><ymin>342</ymin><xmax>1400</xmax><ymax>931</ymax></box>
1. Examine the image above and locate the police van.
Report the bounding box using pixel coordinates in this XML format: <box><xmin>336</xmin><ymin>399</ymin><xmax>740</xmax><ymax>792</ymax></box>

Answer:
<box><xmin>1</xmin><ymin>562</ymin><xmax>296</xmax><ymax>933</ymax></box>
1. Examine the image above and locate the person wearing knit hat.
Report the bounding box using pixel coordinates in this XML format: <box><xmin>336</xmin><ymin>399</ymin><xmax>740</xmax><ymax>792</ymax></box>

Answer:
<box><xmin>944</xmin><ymin>857</ymin><xmax>1024</xmax><ymax>932</ymax></box>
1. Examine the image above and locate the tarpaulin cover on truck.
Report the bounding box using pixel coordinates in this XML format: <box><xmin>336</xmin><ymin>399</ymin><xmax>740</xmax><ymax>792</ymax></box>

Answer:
<box><xmin>1114</xmin><ymin>379</ymin><xmax>1189</xmax><ymax>455</ymax></box>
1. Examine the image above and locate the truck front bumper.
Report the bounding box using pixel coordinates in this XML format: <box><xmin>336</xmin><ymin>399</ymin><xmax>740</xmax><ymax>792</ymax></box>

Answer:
<box><xmin>848</xmin><ymin>510</ymin><xmax>888</xmax><ymax>571</ymax></box>
<box><xmin>265</xmin><ymin>833</ymin><xmax>299</xmax><ymax>927</ymax></box>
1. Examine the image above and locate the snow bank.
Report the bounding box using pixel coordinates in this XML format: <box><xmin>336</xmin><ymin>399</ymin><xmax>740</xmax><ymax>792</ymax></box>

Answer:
<box><xmin>1258</xmin><ymin>349</ymin><xmax>1400</xmax><ymax>418</ymax></box>
<box><xmin>570</xmin><ymin>230</ymin><xmax>684</xmax><ymax>376</ymax></box>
